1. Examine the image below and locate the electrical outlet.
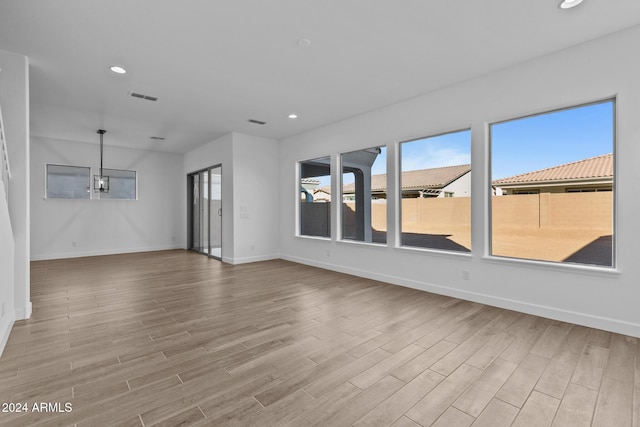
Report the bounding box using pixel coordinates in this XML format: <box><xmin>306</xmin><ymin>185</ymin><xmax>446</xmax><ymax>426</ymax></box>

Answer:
<box><xmin>462</xmin><ymin>271</ymin><xmax>470</xmax><ymax>280</ymax></box>
<box><xmin>72</xmin><ymin>241</ymin><xmax>77</xmax><ymax>247</ymax></box>
<box><xmin>326</xmin><ymin>250</ymin><xmax>331</xmax><ymax>257</ymax></box>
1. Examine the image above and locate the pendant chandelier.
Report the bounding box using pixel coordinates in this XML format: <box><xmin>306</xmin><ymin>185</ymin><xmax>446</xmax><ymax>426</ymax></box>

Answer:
<box><xmin>94</xmin><ymin>129</ymin><xmax>109</xmax><ymax>193</ymax></box>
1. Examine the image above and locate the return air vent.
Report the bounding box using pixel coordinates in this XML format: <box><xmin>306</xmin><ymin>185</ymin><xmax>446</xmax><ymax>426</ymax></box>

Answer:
<box><xmin>129</xmin><ymin>91</ymin><xmax>158</xmax><ymax>102</ymax></box>
<box><xmin>248</xmin><ymin>119</ymin><xmax>266</xmax><ymax>125</ymax></box>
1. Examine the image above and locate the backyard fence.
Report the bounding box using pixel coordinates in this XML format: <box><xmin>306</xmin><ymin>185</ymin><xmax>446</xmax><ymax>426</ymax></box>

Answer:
<box><xmin>303</xmin><ymin>192</ymin><xmax>612</xmax><ymax>234</ymax></box>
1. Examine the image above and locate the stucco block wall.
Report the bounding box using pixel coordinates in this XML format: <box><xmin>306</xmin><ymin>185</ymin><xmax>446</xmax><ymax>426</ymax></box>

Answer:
<box><xmin>324</xmin><ymin>193</ymin><xmax>609</xmax><ymax>236</ymax></box>
<box><xmin>492</xmin><ymin>192</ymin><xmax>612</xmax><ymax>230</ymax></box>
<box><xmin>401</xmin><ymin>198</ymin><xmax>471</xmax><ymax>230</ymax></box>
<box><xmin>547</xmin><ymin>192</ymin><xmax>612</xmax><ymax>230</ymax></box>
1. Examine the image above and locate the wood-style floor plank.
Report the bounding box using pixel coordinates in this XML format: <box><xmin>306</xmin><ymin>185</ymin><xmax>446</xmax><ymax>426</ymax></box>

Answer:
<box><xmin>353</xmin><ymin>369</ymin><xmax>443</xmax><ymax>426</ymax></box>
<box><xmin>0</xmin><ymin>250</ymin><xmax>636</xmax><ymax>426</ymax></box>
<box><xmin>494</xmin><ymin>352</ymin><xmax>548</xmax><ymax>410</ymax></box>
<box><xmin>452</xmin><ymin>357</ymin><xmax>518</xmax><ymax>417</ymax></box>
<box><xmin>551</xmin><ymin>383</ymin><xmax>599</xmax><ymax>427</ymax></box>
<box><xmin>470</xmin><ymin>398</ymin><xmax>519</xmax><ymax>427</ymax></box>
<box><xmin>510</xmin><ymin>390</ymin><xmax>560</xmax><ymax>427</ymax></box>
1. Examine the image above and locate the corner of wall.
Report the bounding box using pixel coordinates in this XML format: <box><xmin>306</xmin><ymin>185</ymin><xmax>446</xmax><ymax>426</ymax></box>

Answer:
<box><xmin>0</xmin><ymin>48</ymin><xmax>31</xmax><ymax>323</ymax></box>
<box><xmin>14</xmin><ymin>302</ymin><xmax>32</xmax><ymax>321</ymax></box>
<box><xmin>0</xmin><ymin>314</ymin><xmax>15</xmax><ymax>359</ymax></box>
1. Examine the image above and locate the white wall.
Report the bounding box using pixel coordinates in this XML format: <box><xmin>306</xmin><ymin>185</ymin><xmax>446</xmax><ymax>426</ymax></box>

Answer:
<box><xmin>30</xmin><ymin>137</ymin><xmax>184</xmax><ymax>259</ymax></box>
<box><xmin>440</xmin><ymin>171</ymin><xmax>471</xmax><ymax>198</ymax></box>
<box><xmin>279</xmin><ymin>25</ymin><xmax>640</xmax><ymax>337</ymax></box>
<box><xmin>232</xmin><ymin>133</ymin><xmax>280</xmax><ymax>263</ymax></box>
<box><xmin>0</xmin><ymin>49</ymin><xmax>30</xmax><ymax>322</ymax></box>
<box><xmin>0</xmin><ymin>180</ymin><xmax>15</xmax><ymax>357</ymax></box>
<box><xmin>183</xmin><ymin>132</ymin><xmax>280</xmax><ymax>264</ymax></box>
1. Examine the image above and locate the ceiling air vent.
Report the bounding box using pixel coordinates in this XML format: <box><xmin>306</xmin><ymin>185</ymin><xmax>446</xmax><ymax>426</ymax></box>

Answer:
<box><xmin>150</xmin><ymin>136</ymin><xmax>165</xmax><ymax>141</ymax></box>
<box><xmin>248</xmin><ymin>119</ymin><xmax>266</xmax><ymax>125</ymax></box>
<box><xmin>130</xmin><ymin>91</ymin><xmax>158</xmax><ymax>102</ymax></box>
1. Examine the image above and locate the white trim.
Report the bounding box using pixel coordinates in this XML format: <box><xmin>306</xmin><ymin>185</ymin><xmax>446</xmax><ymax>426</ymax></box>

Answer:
<box><xmin>296</xmin><ymin>235</ymin><xmax>331</xmax><ymax>242</ymax></box>
<box><xmin>394</xmin><ymin>244</ymin><xmax>473</xmax><ymax>259</ymax></box>
<box><xmin>481</xmin><ymin>255</ymin><xmax>620</xmax><ymax>278</ymax></box>
<box><xmin>226</xmin><ymin>253</ymin><xmax>279</xmax><ymax>265</ymax></box>
<box><xmin>280</xmin><ymin>253</ymin><xmax>640</xmax><ymax>338</ymax></box>
<box><xmin>30</xmin><ymin>245</ymin><xmax>183</xmax><ymax>261</ymax></box>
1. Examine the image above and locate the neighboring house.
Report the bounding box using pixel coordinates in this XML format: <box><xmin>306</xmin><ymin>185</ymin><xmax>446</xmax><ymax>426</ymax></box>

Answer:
<box><xmin>300</xmin><ymin>178</ymin><xmax>320</xmax><ymax>202</ymax></box>
<box><xmin>313</xmin><ymin>186</ymin><xmax>331</xmax><ymax>202</ymax></box>
<box><xmin>299</xmin><ymin>180</ymin><xmax>331</xmax><ymax>202</ymax></box>
<box><xmin>342</xmin><ymin>164</ymin><xmax>471</xmax><ymax>200</ymax></box>
<box><xmin>493</xmin><ymin>153</ymin><xmax>613</xmax><ymax>195</ymax></box>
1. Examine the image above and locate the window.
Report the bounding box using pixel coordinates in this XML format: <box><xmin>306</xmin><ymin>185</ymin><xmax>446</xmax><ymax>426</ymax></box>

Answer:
<box><xmin>491</xmin><ymin>100</ymin><xmax>614</xmax><ymax>267</ymax></box>
<box><xmin>566</xmin><ymin>188</ymin><xmax>611</xmax><ymax>193</ymax></box>
<box><xmin>97</xmin><ymin>168</ymin><xmax>136</xmax><ymax>200</ymax></box>
<box><xmin>340</xmin><ymin>146</ymin><xmax>386</xmax><ymax>244</ymax></box>
<box><xmin>299</xmin><ymin>157</ymin><xmax>331</xmax><ymax>237</ymax></box>
<box><xmin>46</xmin><ymin>164</ymin><xmax>90</xmax><ymax>199</ymax></box>
<box><xmin>399</xmin><ymin>130</ymin><xmax>471</xmax><ymax>252</ymax></box>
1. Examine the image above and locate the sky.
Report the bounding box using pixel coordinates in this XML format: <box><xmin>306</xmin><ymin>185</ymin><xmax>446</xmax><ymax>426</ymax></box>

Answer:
<box><xmin>491</xmin><ymin>100</ymin><xmax>613</xmax><ymax>179</ymax></box>
<box><xmin>400</xmin><ymin>130</ymin><xmax>471</xmax><ymax>174</ymax></box>
<box><xmin>308</xmin><ymin>100</ymin><xmax>613</xmax><ymax>188</ymax></box>
<box><xmin>342</xmin><ymin>131</ymin><xmax>470</xmax><ymax>186</ymax></box>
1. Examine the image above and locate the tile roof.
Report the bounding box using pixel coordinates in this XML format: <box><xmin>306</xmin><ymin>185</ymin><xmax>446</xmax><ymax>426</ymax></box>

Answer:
<box><xmin>492</xmin><ymin>153</ymin><xmax>613</xmax><ymax>186</ymax></box>
<box><xmin>342</xmin><ymin>164</ymin><xmax>471</xmax><ymax>193</ymax></box>
<box><xmin>314</xmin><ymin>186</ymin><xmax>331</xmax><ymax>194</ymax></box>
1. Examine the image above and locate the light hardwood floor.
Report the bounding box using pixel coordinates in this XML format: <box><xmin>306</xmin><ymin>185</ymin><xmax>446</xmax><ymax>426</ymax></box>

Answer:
<box><xmin>0</xmin><ymin>250</ymin><xmax>638</xmax><ymax>426</ymax></box>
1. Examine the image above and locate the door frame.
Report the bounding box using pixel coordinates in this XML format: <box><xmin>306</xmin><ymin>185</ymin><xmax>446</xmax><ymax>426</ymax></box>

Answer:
<box><xmin>187</xmin><ymin>164</ymin><xmax>222</xmax><ymax>260</ymax></box>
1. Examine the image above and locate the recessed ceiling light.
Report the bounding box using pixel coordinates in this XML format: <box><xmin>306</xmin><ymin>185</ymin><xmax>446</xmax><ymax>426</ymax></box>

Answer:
<box><xmin>559</xmin><ymin>0</ymin><xmax>584</xmax><ymax>9</ymax></box>
<box><xmin>109</xmin><ymin>65</ymin><xmax>127</xmax><ymax>74</ymax></box>
<box><xmin>288</xmin><ymin>114</ymin><xmax>298</xmax><ymax>119</ymax></box>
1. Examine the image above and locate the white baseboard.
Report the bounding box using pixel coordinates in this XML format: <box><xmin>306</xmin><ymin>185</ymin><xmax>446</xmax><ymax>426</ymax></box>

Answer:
<box><xmin>32</xmin><ymin>248</ymin><xmax>279</xmax><ymax>266</ymax></box>
<box><xmin>226</xmin><ymin>253</ymin><xmax>279</xmax><ymax>265</ymax></box>
<box><xmin>0</xmin><ymin>314</ymin><xmax>15</xmax><ymax>359</ymax></box>
<box><xmin>280</xmin><ymin>254</ymin><xmax>640</xmax><ymax>338</ymax></box>
<box><xmin>30</xmin><ymin>245</ymin><xmax>184</xmax><ymax>261</ymax></box>
<box><xmin>15</xmin><ymin>302</ymin><xmax>32</xmax><ymax>320</ymax></box>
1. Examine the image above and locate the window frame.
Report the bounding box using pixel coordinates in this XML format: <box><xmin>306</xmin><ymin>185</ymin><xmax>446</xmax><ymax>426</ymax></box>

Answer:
<box><xmin>339</xmin><ymin>145</ymin><xmax>387</xmax><ymax>245</ymax></box>
<box><xmin>45</xmin><ymin>164</ymin><xmax>91</xmax><ymax>200</ymax></box>
<box><xmin>298</xmin><ymin>156</ymin><xmax>332</xmax><ymax>239</ymax></box>
<box><xmin>488</xmin><ymin>98</ymin><xmax>616</xmax><ymax>269</ymax></box>
<box><xmin>96</xmin><ymin>167</ymin><xmax>137</xmax><ymax>200</ymax></box>
<box><xmin>398</xmin><ymin>128</ymin><xmax>472</xmax><ymax>254</ymax></box>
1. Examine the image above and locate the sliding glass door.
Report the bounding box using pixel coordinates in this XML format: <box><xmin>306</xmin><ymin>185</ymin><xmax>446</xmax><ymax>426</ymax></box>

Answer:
<box><xmin>209</xmin><ymin>166</ymin><xmax>222</xmax><ymax>258</ymax></box>
<box><xmin>188</xmin><ymin>165</ymin><xmax>222</xmax><ymax>260</ymax></box>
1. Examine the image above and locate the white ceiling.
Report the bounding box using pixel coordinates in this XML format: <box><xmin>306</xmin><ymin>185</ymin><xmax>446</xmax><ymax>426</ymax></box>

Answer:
<box><xmin>1</xmin><ymin>1</ymin><xmax>639</xmax><ymax>153</ymax></box>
